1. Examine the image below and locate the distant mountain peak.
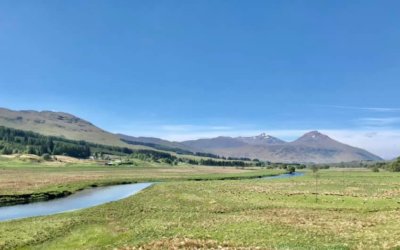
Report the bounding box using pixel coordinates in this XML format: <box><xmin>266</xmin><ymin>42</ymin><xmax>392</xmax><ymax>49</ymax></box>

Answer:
<box><xmin>236</xmin><ymin>133</ymin><xmax>286</xmax><ymax>145</ymax></box>
<box><xmin>255</xmin><ymin>133</ymin><xmax>273</xmax><ymax>139</ymax></box>
<box><xmin>298</xmin><ymin>131</ymin><xmax>329</xmax><ymax>140</ymax></box>
<box><xmin>306</xmin><ymin>130</ymin><xmax>322</xmax><ymax>135</ymax></box>
<box><xmin>293</xmin><ymin>131</ymin><xmax>342</xmax><ymax>148</ymax></box>
<box><xmin>182</xmin><ymin>129</ymin><xmax>383</xmax><ymax>163</ymax></box>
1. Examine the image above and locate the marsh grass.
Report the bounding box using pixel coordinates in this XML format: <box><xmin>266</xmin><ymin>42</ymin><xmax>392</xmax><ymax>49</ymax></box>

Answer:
<box><xmin>1</xmin><ymin>165</ymin><xmax>400</xmax><ymax>249</ymax></box>
<box><xmin>0</xmin><ymin>158</ymin><xmax>280</xmax><ymax>197</ymax></box>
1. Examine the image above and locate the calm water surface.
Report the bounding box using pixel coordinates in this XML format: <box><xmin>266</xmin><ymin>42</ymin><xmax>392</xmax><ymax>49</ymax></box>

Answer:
<box><xmin>262</xmin><ymin>172</ymin><xmax>305</xmax><ymax>179</ymax></box>
<box><xmin>0</xmin><ymin>182</ymin><xmax>153</xmax><ymax>222</ymax></box>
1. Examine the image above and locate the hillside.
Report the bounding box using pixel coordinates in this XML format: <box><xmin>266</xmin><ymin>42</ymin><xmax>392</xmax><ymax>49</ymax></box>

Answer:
<box><xmin>237</xmin><ymin>133</ymin><xmax>286</xmax><ymax>145</ymax></box>
<box><xmin>182</xmin><ymin>131</ymin><xmax>383</xmax><ymax>163</ymax></box>
<box><xmin>117</xmin><ymin>134</ymin><xmax>197</xmax><ymax>154</ymax></box>
<box><xmin>0</xmin><ymin>108</ymin><xmax>134</xmax><ymax>148</ymax></box>
<box><xmin>0</xmin><ymin>125</ymin><xmax>135</xmax><ymax>158</ymax></box>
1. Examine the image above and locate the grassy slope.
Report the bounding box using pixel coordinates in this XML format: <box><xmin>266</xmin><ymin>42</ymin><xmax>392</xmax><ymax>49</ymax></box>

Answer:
<box><xmin>0</xmin><ymin>108</ymin><xmax>147</xmax><ymax>149</ymax></box>
<box><xmin>1</xmin><ymin>168</ymin><xmax>400</xmax><ymax>249</ymax></box>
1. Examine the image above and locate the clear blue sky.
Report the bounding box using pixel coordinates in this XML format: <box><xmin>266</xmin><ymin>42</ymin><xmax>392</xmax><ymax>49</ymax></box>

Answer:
<box><xmin>0</xmin><ymin>1</ymin><xmax>400</xmax><ymax>158</ymax></box>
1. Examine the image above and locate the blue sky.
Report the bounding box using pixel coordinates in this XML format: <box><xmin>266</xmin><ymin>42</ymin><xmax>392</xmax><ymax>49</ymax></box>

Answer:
<box><xmin>0</xmin><ymin>1</ymin><xmax>400</xmax><ymax>158</ymax></box>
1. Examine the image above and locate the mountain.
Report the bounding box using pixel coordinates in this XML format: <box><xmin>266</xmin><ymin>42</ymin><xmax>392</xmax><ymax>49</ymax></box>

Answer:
<box><xmin>292</xmin><ymin>131</ymin><xmax>339</xmax><ymax>147</ymax></box>
<box><xmin>117</xmin><ymin>134</ymin><xmax>196</xmax><ymax>153</ymax></box>
<box><xmin>237</xmin><ymin>133</ymin><xmax>286</xmax><ymax>145</ymax></box>
<box><xmin>183</xmin><ymin>136</ymin><xmax>248</xmax><ymax>150</ymax></box>
<box><xmin>0</xmin><ymin>108</ymin><xmax>132</xmax><ymax>148</ymax></box>
<box><xmin>181</xmin><ymin>131</ymin><xmax>382</xmax><ymax>163</ymax></box>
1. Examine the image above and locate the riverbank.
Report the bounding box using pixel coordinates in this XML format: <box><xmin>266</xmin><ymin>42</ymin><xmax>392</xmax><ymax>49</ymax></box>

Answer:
<box><xmin>1</xmin><ymin>172</ymin><xmax>303</xmax><ymax>222</ymax></box>
<box><xmin>0</xmin><ymin>183</ymin><xmax>154</xmax><ymax>222</ymax></box>
<box><xmin>0</xmin><ymin>180</ymin><xmax>136</xmax><ymax>207</ymax></box>
<box><xmin>0</xmin><ymin>164</ymin><xmax>284</xmax><ymax>206</ymax></box>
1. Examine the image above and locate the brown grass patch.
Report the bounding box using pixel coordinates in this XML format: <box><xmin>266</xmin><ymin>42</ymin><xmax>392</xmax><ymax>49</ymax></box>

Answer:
<box><xmin>119</xmin><ymin>238</ymin><xmax>261</xmax><ymax>250</ymax></box>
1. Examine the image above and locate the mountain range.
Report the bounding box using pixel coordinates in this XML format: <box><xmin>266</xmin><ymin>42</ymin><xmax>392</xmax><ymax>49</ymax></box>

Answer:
<box><xmin>0</xmin><ymin>107</ymin><xmax>383</xmax><ymax>163</ymax></box>
<box><xmin>181</xmin><ymin>132</ymin><xmax>382</xmax><ymax>163</ymax></box>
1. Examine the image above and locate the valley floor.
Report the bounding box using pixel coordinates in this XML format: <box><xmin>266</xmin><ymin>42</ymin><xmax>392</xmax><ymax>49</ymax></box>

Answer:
<box><xmin>0</xmin><ymin>159</ymin><xmax>400</xmax><ymax>249</ymax></box>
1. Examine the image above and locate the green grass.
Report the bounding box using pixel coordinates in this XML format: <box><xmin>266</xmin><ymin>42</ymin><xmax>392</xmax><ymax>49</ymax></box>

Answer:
<box><xmin>1</xmin><ymin>166</ymin><xmax>400</xmax><ymax>249</ymax></box>
<box><xmin>0</xmin><ymin>157</ymin><xmax>282</xmax><ymax>205</ymax></box>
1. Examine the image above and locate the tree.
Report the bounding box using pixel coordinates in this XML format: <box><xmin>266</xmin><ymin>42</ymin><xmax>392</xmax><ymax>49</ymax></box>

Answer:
<box><xmin>296</xmin><ymin>164</ymin><xmax>306</xmax><ymax>169</ymax></box>
<box><xmin>47</xmin><ymin>138</ymin><xmax>54</xmax><ymax>153</ymax></box>
<box><xmin>389</xmin><ymin>158</ymin><xmax>400</xmax><ymax>172</ymax></box>
<box><xmin>26</xmin><ymin>146</ymin><xmax>37</xmax><ymax>155</ymax></box>
<box><xmin>1</xmin><ymin>146</ymin><xmax>12</xmax><ymax>155</ymax></box>
<box><xmin>288</xmin><ymin>166</ymin><xmax>296</xmax><ymax>174</ymax></box>
<box><xmin>311</xmin><ymin>166</ymin><xmax>319</xmax><ymax>203</ymax></box>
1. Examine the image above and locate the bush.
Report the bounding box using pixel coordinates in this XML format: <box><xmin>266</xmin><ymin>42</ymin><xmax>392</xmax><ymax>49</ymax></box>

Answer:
<box><xmin>389</xmin><ymin>161</ymin><xmax>400</xmax><ymax>172</ymax></box>
<box><xmin>386</xmin><ymin>157</ymin><xmax>400</xmax><ymax>172</ymax></box>
<box><xmin>311</xmin><ymin>165</ymin><xmax>319</xmax><ymax>173</ymax></box>
<box><xmin>42</xmin><ymin>153</ymin><xmax>52</xmax><ymax>161</ymax></box>
<box><xmin>296</xmin><ymin>164</ymin><xmax>306</xmax><ymax>169</ymax></box>
<box><xmin>319</xmin><ymin>165</ymin><xmax>330</xmax><ymax>169</ymax></box>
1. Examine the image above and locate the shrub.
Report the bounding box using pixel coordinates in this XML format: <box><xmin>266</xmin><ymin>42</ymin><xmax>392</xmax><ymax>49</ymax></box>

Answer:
<box><xmin>371</xmin><ymin>166</ymin><xmax>379</xmax><ymax>172</ymax></box>
<box><xmin>42</xmin><ymin>153</ymin><xmax>52</xmax><ymax>161</ymax></box>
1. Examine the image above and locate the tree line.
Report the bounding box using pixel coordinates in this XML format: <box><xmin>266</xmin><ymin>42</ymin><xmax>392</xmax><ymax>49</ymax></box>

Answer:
<box><xmin>370</xmin><ymin>158</ymin><xmax>400</xmax><ymax>172</ymax></box>
<box><xmin>0</xmin><ymin>126</ymin><xmax>136</xmax><ymax>158</ymax></box>
<box><xmin>0</xmin><ymin>126</ymin><xmax>91</xmax><ymax>158</ymax></box>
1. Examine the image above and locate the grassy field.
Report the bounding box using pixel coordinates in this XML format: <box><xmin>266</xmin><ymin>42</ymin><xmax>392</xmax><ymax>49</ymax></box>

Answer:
<box><xmin>0</xmin><ymin>156</ymin><xmax>281</xmax><ymax>204</ymax></box>
<box><xmin>1</xmin><ymin>158</ymin><xmax>400</xmax><ymax>249</ymax></box>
